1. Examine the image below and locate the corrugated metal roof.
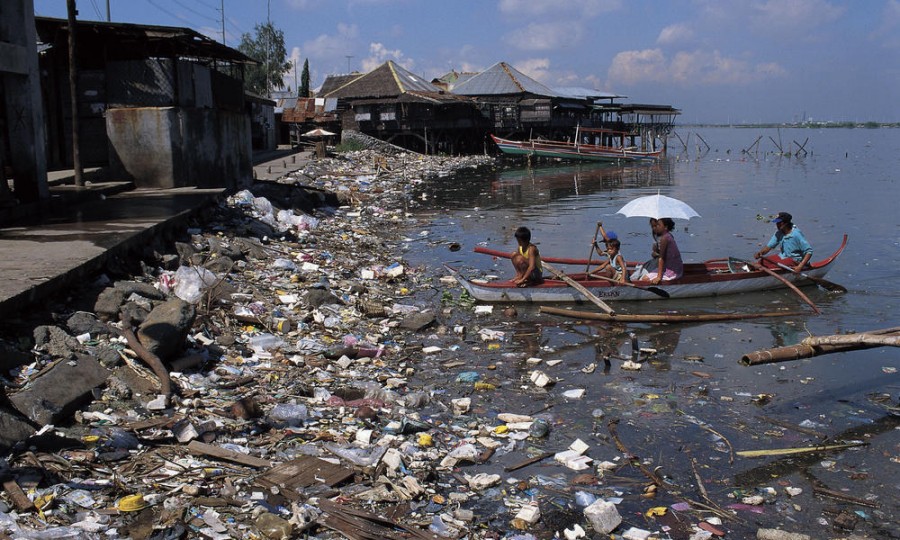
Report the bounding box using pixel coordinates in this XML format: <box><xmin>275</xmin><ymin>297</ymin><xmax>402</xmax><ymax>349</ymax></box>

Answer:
<box><xmin>324</xmin><ymin>61</ymin><xmax>443</xmax><ymax>99</ymax></box>
<box><xmin>451</xmin><ymin>62</ymin><xmax>559</xmax><ymax>97</ymax></box>
<box><xmin>555</xmin><ymin>86</ymin><xmax>623</xmax><ymax>100</ymax></box>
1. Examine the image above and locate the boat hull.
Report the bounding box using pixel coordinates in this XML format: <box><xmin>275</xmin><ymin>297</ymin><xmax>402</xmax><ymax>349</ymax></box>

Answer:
<box><xmin>491</xmin><ymin>135</ymin><xmax>662</xmax><ymax>163</ymax></box>
<box><xmin>450</xmin><ymin>236</ymin><xmax>847</xmax><ymax>304</ymax></box>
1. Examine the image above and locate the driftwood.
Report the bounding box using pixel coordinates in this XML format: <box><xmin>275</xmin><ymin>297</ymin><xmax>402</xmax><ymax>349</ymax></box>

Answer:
<box><xmin>542</xmin><ymin>261</ymin><xmax>615</xmax><ymax>315</ymax></box>
<box><xmin>541</xmin><ymin>305</ymin><xmax>803</xmax><ymax>323</ymax></box>
<box><xmin>741</xmin><ymin>326</ymin><xmax>900</xmax><ymax>365</ymax></box>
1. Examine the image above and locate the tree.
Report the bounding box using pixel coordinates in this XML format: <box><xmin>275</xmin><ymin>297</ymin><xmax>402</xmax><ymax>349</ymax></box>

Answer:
<box><xmin>238</xmin><ymin>22</ymin><xmax>291</xmax><ymax>96</ymax></box>
<box><xmin>300</xmin><ymin>58</ymin><xmax>311</xmax><ymax>97</ymax></box>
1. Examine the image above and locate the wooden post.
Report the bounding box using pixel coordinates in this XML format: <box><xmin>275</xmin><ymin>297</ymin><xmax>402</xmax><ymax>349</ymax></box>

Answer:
<box><xmin>66</xmin><ymin>0</ymin><xmax>84</xmax><ymax>186</ymax></box>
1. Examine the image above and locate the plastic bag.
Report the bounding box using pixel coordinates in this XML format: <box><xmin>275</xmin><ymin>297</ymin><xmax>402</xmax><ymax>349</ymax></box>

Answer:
<box><xmin>173</xmin><ymin>266</ymin><xmax>219</xmax><ymax>304</ymax></box>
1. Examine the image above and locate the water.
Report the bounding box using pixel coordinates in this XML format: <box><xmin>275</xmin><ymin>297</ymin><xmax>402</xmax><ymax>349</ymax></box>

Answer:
<box><xmin>400</xmin><ymin>127</ymin><xmax>900</xmax><ymax>536</ymax></box>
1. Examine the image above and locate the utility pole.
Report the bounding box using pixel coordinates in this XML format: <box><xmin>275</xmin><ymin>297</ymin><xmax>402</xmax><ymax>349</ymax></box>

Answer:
<box><xmin>66</xmin><ymin>0</ymin><xmax>83</xmax><ymax>187</ymax></box>
<box><xmin>265</xmin><ymin>0</ymin><xmax>270</xmax><ymax>97</ymax></box>
<box><xmin>345</xmin><ymin>55</ymin><xmax>353</xmax><ymax>73</ymax></box>
<box><xmin>219</xmin><ymin>0</ymin><xmax>226</xmax><ymax>45</ymax></box>
<box><xmin>105</xmin><ymin>0</ymin><xmax>110</xmax><ymax>21</ymax></box>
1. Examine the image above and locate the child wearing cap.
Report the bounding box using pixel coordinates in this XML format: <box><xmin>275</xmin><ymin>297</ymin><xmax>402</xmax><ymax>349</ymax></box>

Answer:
<box><xmin>753</xmin><ymin>212</ymin><xmax>813</xmax><ymax>272</ymax></box>
<box><xmin>591</xmin><ymin>223</ymin><xmax>628</xmax><ymax>283</ymax></box>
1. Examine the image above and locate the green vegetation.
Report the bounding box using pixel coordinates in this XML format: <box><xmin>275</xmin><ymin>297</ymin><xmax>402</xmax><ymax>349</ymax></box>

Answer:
<box><xmin>238</xmin><ymin>22</ymin><xmax>291</xmax><ymax>96</ymax></box>
<box><xmin>334</xmin><ymin>139</ymin><xmax>367</xmax><ymax>153</ymax></box>
<box><xmin>300</xmin><ymin>59</ymin><xmax>311</xmax><ymax>98</ymax></box>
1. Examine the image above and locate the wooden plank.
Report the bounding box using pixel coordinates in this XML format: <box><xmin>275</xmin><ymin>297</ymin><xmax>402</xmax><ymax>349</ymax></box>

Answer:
<box><xmin>2</xmin><ymin>479</ymin><xmax>35</xmax><ymax>512</ymax></box>
<box><xmin>542</xmin><ymin>262</ymin><xmax>615</xmax><ymax>314</ymax></box>
<box><xmin>186</xmin><ymin>441</ymin><xmax>271</xmax><ymax>468</ymax></box>
<box><xmin>255</xmin><ymin>456</ymin><xmax>355</xmax><ymax>497</ymax></box>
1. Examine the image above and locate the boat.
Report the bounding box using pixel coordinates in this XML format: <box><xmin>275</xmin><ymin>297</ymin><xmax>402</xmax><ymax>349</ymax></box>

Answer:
<box><xmin>491</xmin><ymin>127</ymin><xmax>663</xmax><ymax>163</ymax></box>
<box><xmin>447</xmin><ymin>235</ymin><xmax>847</xmax><ymax>303</ymax></box>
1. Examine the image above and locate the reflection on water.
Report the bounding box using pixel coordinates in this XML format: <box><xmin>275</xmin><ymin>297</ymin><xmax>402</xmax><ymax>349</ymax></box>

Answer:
<box><xmin>403</xmin><ymin>129</ymin><xmax>900</xmax><ymax>534</ymax></box>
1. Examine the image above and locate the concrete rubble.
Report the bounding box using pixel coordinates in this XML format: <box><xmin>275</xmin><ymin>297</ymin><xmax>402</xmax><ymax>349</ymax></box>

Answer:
<box><xmin>0</xmin><ymin>148</ymin><xmax>891</xmax><ymax>539</ymax></box>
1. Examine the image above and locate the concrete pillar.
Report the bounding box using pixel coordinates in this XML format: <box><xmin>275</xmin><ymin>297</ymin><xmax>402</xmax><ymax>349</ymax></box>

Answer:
<box><xmin>0</xmin><ymin>0</ymin><xmax>48</xmax><ymax>202</ymax></box>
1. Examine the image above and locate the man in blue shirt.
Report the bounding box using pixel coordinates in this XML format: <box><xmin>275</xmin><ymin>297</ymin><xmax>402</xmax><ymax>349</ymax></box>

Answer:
<box><xmin>753</xmin><ymin>212</ymin><xmax>813</xmax><ymax>272</ymax></box>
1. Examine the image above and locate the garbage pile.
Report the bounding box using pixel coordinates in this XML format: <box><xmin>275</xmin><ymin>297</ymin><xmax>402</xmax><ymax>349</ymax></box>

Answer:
<box><xmin>0</xmin><ymin>149</ymin><xmax>867</xmax><ymax>540</ymax></box>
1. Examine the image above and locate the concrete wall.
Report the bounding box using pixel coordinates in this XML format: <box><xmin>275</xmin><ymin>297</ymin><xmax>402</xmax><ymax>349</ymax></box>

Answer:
<box><xmin>107</xmin><ymin>107</ymin><xmax>251</xmax><ymax>189</ymax></box>
<box><xmin>0</xmin><ymin>0</ymin><xmax>48</xmax><ymax>202</ymax></box>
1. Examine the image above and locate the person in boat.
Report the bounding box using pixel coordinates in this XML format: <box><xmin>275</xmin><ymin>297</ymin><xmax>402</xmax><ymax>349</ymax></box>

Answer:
<box><xmin>590</xmin><ymin>237</ymin><xmax>629</xmax><ymax>283</ymax></box>
<box><xmin>511</xmin><ymin>226</ymin><xmax>543</xmax><ymax>288</ymax></box>
<box><xmin>753</xmin><ymin>212</ymin><xmax>813</xmax><ymax>272</ymax></box>
<box><xmin>643</xmin><ymin>217</ymin><xmax>683</xmax><ymax>285</ymax></box>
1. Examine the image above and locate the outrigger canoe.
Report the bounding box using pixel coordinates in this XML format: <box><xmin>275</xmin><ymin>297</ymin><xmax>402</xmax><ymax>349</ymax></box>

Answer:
<box><xmin>447</xmin><ymin>235</ymin><xmax>847</xmax><ymax>303</ymax></box>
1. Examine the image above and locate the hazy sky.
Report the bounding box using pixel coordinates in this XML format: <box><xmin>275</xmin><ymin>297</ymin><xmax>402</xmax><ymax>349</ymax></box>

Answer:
<box><xmin>34</xmin><ymin>0</ymin><xmax>900</xmax><ymax>124</ymax></box>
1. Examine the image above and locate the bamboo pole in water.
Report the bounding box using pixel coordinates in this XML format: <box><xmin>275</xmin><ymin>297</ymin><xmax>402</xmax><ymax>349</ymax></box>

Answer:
<box><xmin>540</xmin><ymin>305</ymin><xmax>802</xmax><ymax>323</ymax></box>
<box><xmin>740</xmin><ymin>327</ymin><xmax>900</xmax><ymax>365</ymax></box>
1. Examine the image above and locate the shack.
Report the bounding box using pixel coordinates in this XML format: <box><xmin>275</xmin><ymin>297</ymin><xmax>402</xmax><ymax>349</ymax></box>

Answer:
<box><xmin>322</xmin><ymin>61</ymin><xmax>487</xmax><ymax>155</ymax></box>
<box><xmin>35</xmin><ymin>17</ymin><xmax>257</xmax><ymax>189</ymax></box>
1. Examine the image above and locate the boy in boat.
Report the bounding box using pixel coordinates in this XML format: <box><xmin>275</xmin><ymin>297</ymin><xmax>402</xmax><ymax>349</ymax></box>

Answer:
<box><xmin>590</xmin><ymin>237</ymin><xmax>629</xmax><ymax>283</ymax></box>
<box><xmin>512</xmin><ymin>226</ymin><xmax>543</xmax><ymax>288</ymax></box>
<box><xmin>753</xmin><ymin>212</ymin><xmax>813</xmax><ymax>272</ymax></box>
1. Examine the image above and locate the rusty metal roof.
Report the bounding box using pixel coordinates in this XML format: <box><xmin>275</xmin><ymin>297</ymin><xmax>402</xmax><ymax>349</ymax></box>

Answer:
<box><xmin>35</xmin><ymin>17</ymin><xmax>255</xmax><ymax>65</ymax></box>
<box><xmin>323</xmin><ymin>61</ymin><xmax>444</xmax><ymax>99</ymax></box>
<box><xmin>451</xmin><ymin>62</ymin><xmax>559</xmax><ymax>97</ymax></box>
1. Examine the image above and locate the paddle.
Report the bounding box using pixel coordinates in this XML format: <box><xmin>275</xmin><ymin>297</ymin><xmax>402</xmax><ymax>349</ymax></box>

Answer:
<box><xmin>589</xmin><ymin>273</ymin><xmax>670</xmax><ymax>298</ymax></box>
<box><xmin>542</xmin><ymin>261</ymin><xmax>615</xmax><ymax>315</ymax></box>
<box><xmin>585</xmin><ymin>222</ymin><xmax>602</xmax><ymax>273</ymax></box>
<box><xmin>765</xmin><ymin>259</ymin><xmax>847</xmax><ymax>293</ymax></box>
<box><xmin>734</xmin><ymin>258</ymin><xmax>820</xmax><ymax>314</ymax></box>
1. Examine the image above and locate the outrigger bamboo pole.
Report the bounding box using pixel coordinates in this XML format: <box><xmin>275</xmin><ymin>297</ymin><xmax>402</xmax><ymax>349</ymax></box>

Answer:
<box><xmin>740</xmin><ymin>326</ymin><xmax>900</xmax><ymax>365</ymax></box>
<box><xmin>540</xmin><ymin>305</ymin><xmax>802</xmax><ymax>323</ymax></box>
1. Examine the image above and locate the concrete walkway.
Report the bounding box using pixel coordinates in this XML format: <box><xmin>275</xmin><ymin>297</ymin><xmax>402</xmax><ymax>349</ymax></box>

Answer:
<box><xmin>0</xmin><ymin>148</ymin><xmax>312</xmax><ymax>321</ymax></box>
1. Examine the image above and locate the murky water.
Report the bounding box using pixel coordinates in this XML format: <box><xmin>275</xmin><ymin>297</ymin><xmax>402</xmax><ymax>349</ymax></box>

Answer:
<box><xmin>400</xmin><ymin>128</ymin><xmax>900</xmax><ymax>537</ymax></box>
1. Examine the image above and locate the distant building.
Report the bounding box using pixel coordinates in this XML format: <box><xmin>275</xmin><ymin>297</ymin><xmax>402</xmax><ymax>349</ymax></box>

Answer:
<box><xmin>34</xmin><ymin>17</ymin><xmax>257</xmax><ymax>189</ymax></box>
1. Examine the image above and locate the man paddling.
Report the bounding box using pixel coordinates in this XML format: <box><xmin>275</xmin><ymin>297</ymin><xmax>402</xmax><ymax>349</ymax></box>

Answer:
<box><xmin>753</xmin><ymin>212</ymin><xmax>813</xmax><ymax>272</ymax></box>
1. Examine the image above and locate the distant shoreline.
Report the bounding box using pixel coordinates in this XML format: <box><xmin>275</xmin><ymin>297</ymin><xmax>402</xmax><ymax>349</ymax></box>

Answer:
<box><xmin>678</xmin><ymin>121</ymin><xmax>899</xmax><ymax>129</ymax></box>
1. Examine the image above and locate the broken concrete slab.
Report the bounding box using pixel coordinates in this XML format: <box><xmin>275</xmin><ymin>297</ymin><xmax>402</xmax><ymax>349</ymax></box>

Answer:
<box><xmin>0</xmin><ymin>406</ymin><xmax>36</xmax><ymax>451</ymax></box>
<box><xmin>9</xmin><ymin>353</ymin><xmax>109</xmax><ymax>426</ymax></box>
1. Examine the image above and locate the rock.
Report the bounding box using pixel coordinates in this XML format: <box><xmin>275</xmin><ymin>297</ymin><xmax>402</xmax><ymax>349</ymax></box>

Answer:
<box><xmin>0</xmin><ymin>340</ymin><xmax>31</xmax><ymax>374</ymax></box>
<box><xmin>584</xmin><ymin>499</ymin><xmax>622</xmax><ymax>534</ymax></box>
<box><xmin>9</xmin><ymin>353</ymin><xmax>109</xmax><ymax>425</ymax></box>
<box><xmin>305</xmin><ymin>289</ymin><xmax>343</xmax><ymax>308</ymax></box>
<box><xmin>0</xmin><ymin>405</ymin><xmax>36</xmax><ymax>451</ymax></box>
<box><xmin>119</xmin><ymin>301</ymin><xmax>150</xmax><ymax>326</ymax></box>
<box><xmin>137</xmin><ymin>298</ymin><xmax>196</xmax><ymax>361</ymax></box>
<box><xmin>175</xmin><ymin>242</ymin><xmax>197</xmax><ymax>265</ymax></box>
<box><xmin>399</xmin><ymin>311</ymin><xmax>436</xmax><ymax>332</ymax></box>
<box><xmin>113</xmin><ymin>280</ymin><xmax>166</xmax><ymax>300</ymax></box>
<box><xmin>204</xmin><ymin>255</ymin><xmax>235</xmax><ymax>273</ymax></box>
<box><xmin>66</xmin><ymin>311</ymin><xmax>111</xmax><ymax>337</ymax></box>
<box><xmin>33</xmin><ymin>325</ymin><xmax>81</xmax><ymax>359</ymax></box>
<box><xmin>94</xmin><ymin>287</ymin><xmax>126</xmax><ymax>320</ymax></box>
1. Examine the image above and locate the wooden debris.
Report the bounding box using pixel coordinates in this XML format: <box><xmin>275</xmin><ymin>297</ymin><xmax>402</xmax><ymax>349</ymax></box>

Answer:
<box><xmin>736</xmin><ymin>441</ymin><xmax>867</xmax><ymax>458</ymax></box>
<box><xmin>318</xmin><ymin>498</ymin><xmax>440</xmax><ymax>540</ymax></box>
<box><xmin>741</xmin><ymin>326</ymin><xmax>900</xmax><ymax>365</ymax></box>
<box><xmin>812</xmin><ymin>485</ymin><xmax>879</xmax><ymax>508</ymax></box>
<box><xmin>541</xmin><ymin>305</ymin><xmax>803</xmax><ymax>323</ymax></box>
<box><xmin>255</xmin><ymin>456</ymin><xmax>355</xmax><ymax>500</ymax></box>
<box><xmin>186</xmin><ymin>441</ymin><xmax>271</xmax><ymax>468</ymax></box>
<box><xmin>503</xmin><ymin>451</ymin><xmax>554</xmax><ymax>472</ymax></box>
<box><xmin>2</xmin><ymin>479</ymin><xmax>36</xmax><ymax>512</ymax></box>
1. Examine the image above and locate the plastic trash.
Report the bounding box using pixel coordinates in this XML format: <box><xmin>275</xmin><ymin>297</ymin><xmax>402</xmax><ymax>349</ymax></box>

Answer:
<box><xmin>255</xmin><ymin>512</ymin><xmax>293</xmax><ymax>540</ymax></box>
<box><xmin>267</xmin><ymin>403</ymin><xmax>308</xmax><ymax>428</ymax></box>
<box><xmin>574</xmin><ymin>491</ymin><xmax>598</xmax><ymax>507</ymax></box>
<box><xmin>250</xmin><ymin>333</ymin><xmax>285</xmax><ymax>352</ymax></box>
<box><xmin>173</xmin><ymin>266</ymin><xmax>219</xmax><ymax>304</ymax></box>
<box><xmin>323</xmin><ymin>443</ymin><xmax>387</xmax><ymax>467</ymax></box>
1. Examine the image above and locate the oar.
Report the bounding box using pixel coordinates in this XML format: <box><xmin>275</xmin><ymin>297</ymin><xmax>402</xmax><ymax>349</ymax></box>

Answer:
<box><xmin>589</xmin><ymin>273</ymin><xmax>670</xmax><ymax>298</ymax></box>
<box><xmin>542</xmin><ymin>261</ymin><xmax>615</xmax><ymax>315</ymax></box>
<box><xmin>765</xmin><ymin>259</ymin><xmax>847</xmax><ymax>293</ymax></box>
<box><xmin>584</xmin><ymin>222</ymin><xmax>602</xmax><ymax>273</ymax></box>
<box><xmin>736</xmin><ymin>258</ymin><xmax>820</xmax><ymax>314</ymax></box>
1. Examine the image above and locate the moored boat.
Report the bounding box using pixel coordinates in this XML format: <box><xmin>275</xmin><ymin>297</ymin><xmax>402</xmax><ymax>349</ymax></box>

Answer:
<box><xmin>491</xmin><ymin>127</ymin><xmax>663</xmax><ymax>163</ymax></box>
<box><xmin>448</xmin><ymin>235</ymin><xmax>847</xmax><ymax>303</ymax></box>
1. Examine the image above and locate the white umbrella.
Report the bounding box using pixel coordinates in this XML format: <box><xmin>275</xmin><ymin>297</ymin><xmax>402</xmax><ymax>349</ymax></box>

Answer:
<box><xmin>302</xmin><ymin>128</ymin><xmax>336</xmax><ymax>137</ymax></box>
<box><xmin>616</xmin><ymin>193</ymin><xmax>700</xmax><ymax>220</ymax></box>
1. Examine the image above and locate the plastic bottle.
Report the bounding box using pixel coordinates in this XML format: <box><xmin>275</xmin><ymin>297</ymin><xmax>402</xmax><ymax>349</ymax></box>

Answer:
<box><xmin>255</xmin><ymin>512</ymin><xmax>293</xmax><ymax>540</ymax></box>
<box><xmin>267</xmin><ymin>403</ymin><xmax>308</xmax><ymax>427</ymax></box>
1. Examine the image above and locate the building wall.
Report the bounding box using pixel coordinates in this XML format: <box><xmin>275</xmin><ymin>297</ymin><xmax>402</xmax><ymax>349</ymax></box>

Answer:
<box><xmin>107</xmin><ymin>107</ymin><xmax>250</xmax><ymax>189</ymax></box>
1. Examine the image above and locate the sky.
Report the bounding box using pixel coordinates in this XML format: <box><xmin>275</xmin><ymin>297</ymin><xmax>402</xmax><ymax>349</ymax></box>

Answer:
<box><xmin>34</xmin><ymin>0</ymin><xmax>900</xmax><ymax>124</ymax></box>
